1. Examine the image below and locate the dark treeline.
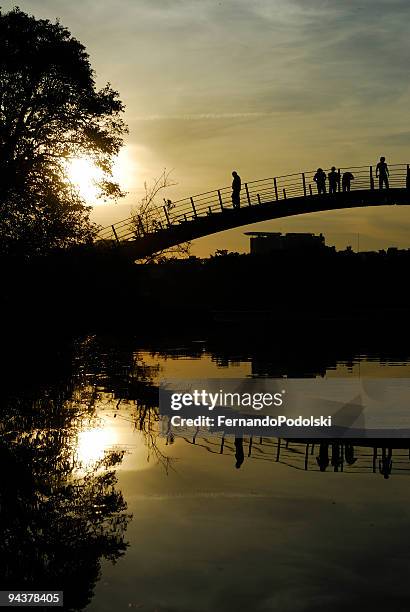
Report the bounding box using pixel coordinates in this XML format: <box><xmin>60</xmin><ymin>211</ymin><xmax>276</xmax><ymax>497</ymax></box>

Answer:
<box><xmin>134</xmin><ymin>247</ymin><xmax>410</xmax><ymax>321</ymax></box>
<box><xmin>3</xmin><ymin>245</ymin><xmax>410</xmax><ymax>339</ymax></box>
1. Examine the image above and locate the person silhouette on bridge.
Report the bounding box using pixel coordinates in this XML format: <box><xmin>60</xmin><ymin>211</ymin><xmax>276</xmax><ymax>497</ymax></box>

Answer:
<box><xmin>376</xmin><ymin>156</ymin><xmax>389</xmax><ymax>190</ymax></box>
<box><xmin>231</xmin><ymin>171</ymin><xmax>241</xmax><ymax>209</ymax></box>
<box><xmin>328</xmin><ymin>166</ymin><xmax>339</xmax><ymax>195</ymax></box>
<box><xmin>342</xmin><ymin>171</ymin><xmax>355</xmax><ymax>192</ymax></box>
<box><xmin>313</xmin><ymin>168</ymin><xmax>327</xmax><ymax>195</ymax></box>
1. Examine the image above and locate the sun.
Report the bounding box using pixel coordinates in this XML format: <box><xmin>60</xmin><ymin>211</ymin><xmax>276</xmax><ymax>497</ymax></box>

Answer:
<box><xmin>66</xmin><ymin>157</ymin><xmax>104</xmax><ymax>204</ymax></box>
<box><xmin>66</xmin><ymin>148</ymin><xmax>137</xmax><ymax>206</ymax></box>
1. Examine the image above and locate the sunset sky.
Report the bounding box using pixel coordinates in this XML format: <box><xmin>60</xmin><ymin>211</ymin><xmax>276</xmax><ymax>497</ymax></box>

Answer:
<box><xmin>4</xmin><ymin>0</ymin><xmax>410</xmax><ymax>255</ymax></box>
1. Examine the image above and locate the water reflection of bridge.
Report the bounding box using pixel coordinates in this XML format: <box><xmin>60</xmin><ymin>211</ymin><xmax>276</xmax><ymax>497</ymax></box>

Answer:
<box><xmin>181</xmin><ymin>435</ymin><xmax>410</xmax><ymax>478</ymax></box>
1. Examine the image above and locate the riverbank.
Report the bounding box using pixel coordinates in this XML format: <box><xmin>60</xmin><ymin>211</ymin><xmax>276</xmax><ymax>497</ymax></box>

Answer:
<box><xmin>2</xmin><ymin>246</ymin><xmax>410</xmax><ymax>335</ymax></box>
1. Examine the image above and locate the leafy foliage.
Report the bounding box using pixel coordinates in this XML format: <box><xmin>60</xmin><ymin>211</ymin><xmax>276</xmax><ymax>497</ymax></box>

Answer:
<box><xmin>0</xmin><ymin>8</ymin><xmax>128</xmax><ymax>255</ymax></box>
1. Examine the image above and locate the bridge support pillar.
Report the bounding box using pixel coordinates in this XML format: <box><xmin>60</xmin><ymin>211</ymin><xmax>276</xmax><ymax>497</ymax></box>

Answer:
<box><xmin>163</xmin><ymin>205</ymin><xmax>171</xmax><ymax>227</ymax></box>
<box><xmin>245</xmin><ymin>183</ymin><xmax>251</xmax><ymax>206</ymax></box>
<box><xmin>276</xmin><ymin>438</ymin><xmax>281</xmax><ymax>462</ymax></box>
<box><xmin>370</xmin><ymin>165</ymin><xmax>375</xmax><ymax>190</ymax></box>
<box><xmin>190</xmin><ymin>197</ymin><xmax>198</xmax><ymax>218</ymax></box>
<box><xmin>302</xmin><ymin>173</ymin><xmax>307</xmax><ymax>197</ymax></box>
<box><xmin>135</xmin><ymin>216</ymin><xmax>145</xmax><ymax>237</ymax></box>
<box><xmin>218</xmin><ymin>190</ymin><xmax>224</xmax><ymax>211</ymax></box>
<box><xmin>111</xmin><ymin>225</ymin><xmax>119</xmax><ymax>244</ymax></box>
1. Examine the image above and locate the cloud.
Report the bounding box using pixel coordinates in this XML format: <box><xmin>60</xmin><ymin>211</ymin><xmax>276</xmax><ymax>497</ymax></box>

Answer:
<box><xmin>3</xmin><ymin>0</ymin><xmax>410</xmax><ymax>252</ymax></box>
<box><xmin>9</xmin><ymin>0</ymin><xmax>410</xmax><ymax>116</ymax></box>
<box><xmin>132</xmin><ymin>112</ymin><xmax>274</xmax><ymax>121</ymax></box>
<box><xmin>381</xmin><ymin>132</ymin><xmax>410</xmax><ymax>147</ymax></box>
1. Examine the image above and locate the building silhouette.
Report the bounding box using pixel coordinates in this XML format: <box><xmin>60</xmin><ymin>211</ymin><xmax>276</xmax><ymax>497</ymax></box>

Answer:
<box><xmin>245</xmin><ymin>231</ymin><xmax>326</xmax><ymax>255</ymax></box>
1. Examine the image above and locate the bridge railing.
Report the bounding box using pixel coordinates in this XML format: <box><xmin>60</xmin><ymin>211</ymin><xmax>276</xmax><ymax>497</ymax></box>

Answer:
<box><xmin>96</xmin><ymin>163</ymin><xmax>410</xmax><ymax>243</ymax></box>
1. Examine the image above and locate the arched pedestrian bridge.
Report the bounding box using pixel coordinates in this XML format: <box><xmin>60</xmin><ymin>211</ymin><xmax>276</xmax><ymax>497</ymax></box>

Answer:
<box><xmin>96</xmin><ymin>163</ymin><xmax>410</xmax><ymax>258</ymax></box>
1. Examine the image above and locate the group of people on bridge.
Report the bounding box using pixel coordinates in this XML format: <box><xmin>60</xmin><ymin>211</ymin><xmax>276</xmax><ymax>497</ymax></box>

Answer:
<box><xmin>230</xmin><ymin>156</ymin><xmax>390</xmax><ymax>207</ymax></box>
<box><xmin>313</xmin><ymin>167</ymin><xmax>354</xmax><ymax>194</ymax></box>
<box><xmin>313</xmin><ymin>156</ymin><xmax>389</xmax><ymax>195</ymax></box>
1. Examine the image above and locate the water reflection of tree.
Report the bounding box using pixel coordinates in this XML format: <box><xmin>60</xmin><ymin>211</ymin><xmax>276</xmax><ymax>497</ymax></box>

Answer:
<box><xmin>0</xmin><ymin>372</ymin><xmax>131</xmax><ymax>612</ymax></box>
<box><xmin>76</xmin><ymin>337</ymin><xmax>410</xmax><ymax>481</ymax></box>
<box><xmin>132</xmin><ymin>403</ymin><xmax>174</xmax><ymax>474</ymax></box>
<box><xmin>80</xmin><ymin>336</ymin><xmax>173</xmax><ymax>473</ymax></box>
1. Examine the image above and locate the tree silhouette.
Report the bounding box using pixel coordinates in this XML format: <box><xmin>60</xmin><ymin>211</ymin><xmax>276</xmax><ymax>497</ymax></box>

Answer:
<box><xmin>0</xmin><ymin>8</ymin><xmax>128</xmax><ymax>256</ymax></box>
<box><xmin>131</xmin><ymin>169</ymin><xmax>191</xmax><ymax>263</ymax></box>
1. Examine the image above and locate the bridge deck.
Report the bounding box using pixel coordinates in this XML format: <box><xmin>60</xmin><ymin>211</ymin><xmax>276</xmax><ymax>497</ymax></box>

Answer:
<box><xmin>96</xmin><ymin>163</ymin><xmax>410</xmax><ymax>258</ymax></box>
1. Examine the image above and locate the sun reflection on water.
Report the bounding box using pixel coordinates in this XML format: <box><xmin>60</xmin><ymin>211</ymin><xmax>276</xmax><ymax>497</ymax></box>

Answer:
<box><xmin>76</xmin><ymin>425</ymin><xmax>119</xmax><ymax>468</ymax></box>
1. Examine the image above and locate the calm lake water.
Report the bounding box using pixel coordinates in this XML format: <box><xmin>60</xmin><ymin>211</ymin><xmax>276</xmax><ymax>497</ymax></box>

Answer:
<box><xmin>3</xmin><ymin>331</ymin><xmax>410</xmax><ymax>611</ymax></box>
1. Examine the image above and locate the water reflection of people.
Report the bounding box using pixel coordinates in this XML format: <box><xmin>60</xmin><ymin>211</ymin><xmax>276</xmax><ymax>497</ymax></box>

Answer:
<box><xmin>234</xmin><ymin>437</ymin><xmax>245</xmax><ymax>469</ymax></box>
<box><xmin>316</xmin><ymin>443</ymin><xmax>330</xmax><ymax>471</ymax></box>
<box><xmin>379</xmin><ymin>447</ymin><xmax>393</xmax><ymax>479</ymax></box>
<box><xmin>331</xmin><ymin>443</ymin><xmax>343</xmax><ymax>472</ymax></box>
<box><xmin>344</xmin><ymin>443</ymin><xmax>357</xmax><ymax>465</ymax></box>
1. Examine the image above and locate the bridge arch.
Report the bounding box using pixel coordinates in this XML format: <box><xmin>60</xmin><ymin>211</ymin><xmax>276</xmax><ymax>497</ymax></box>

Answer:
<box><xmin>97</xmin><ymin>163</ymin><xmax>410</xmax><ymax>258</ymax></box>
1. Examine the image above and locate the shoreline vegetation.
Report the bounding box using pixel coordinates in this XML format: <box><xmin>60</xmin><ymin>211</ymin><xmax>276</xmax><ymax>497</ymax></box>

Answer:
<box><xmin>2</xmin><ymin>244</ymin><xmax>410</xmax><ymax>335</ymax></box>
